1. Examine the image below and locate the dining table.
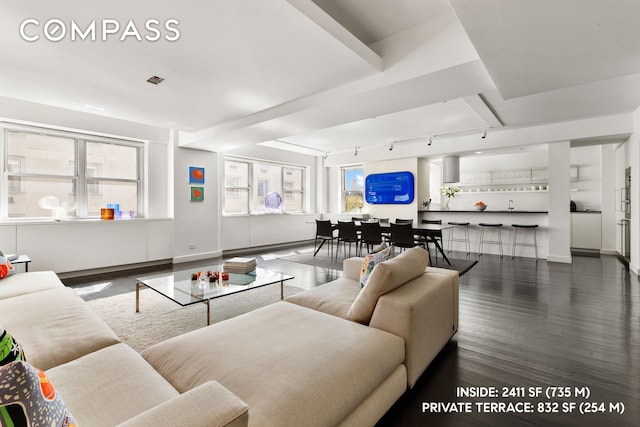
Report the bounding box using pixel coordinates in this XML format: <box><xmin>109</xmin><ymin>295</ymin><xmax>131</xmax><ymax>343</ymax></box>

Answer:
<box><xmin>316</xmin><ymin>220</ymin><xmax>459</xmax><ymax>265</ymax></box>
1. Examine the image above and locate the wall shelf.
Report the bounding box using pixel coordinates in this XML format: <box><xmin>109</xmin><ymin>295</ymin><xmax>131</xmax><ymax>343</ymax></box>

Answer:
<box><xmin>456</xmin><ymin>165</ymin><xmax>578</xmax><ymax>190</ymax></box>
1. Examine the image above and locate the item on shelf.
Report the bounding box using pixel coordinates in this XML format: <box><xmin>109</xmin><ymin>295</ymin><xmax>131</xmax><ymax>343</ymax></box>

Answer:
<box><xmin>223</xmin><ymin>257</ymin><xmax>257</xmax><ymax>274</ymax></box>
<box><xmin>474</xmin><ymin>201</ymin><xmax>487</xmax><ymax>211</ymax></box>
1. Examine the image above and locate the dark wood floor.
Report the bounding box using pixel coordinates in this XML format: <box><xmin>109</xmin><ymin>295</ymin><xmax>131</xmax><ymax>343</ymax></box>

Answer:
<box><xmin>64</xmin><ymin>248</ymin><xmax>639</xmax><ymax>426</ymax></box>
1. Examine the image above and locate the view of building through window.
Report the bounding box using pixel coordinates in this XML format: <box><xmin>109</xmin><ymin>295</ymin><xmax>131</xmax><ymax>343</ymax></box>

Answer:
<box><xmin>223</xmin><ymin>157</ymin><xmax>306</xmax><ymax>214</ymax></box>
<box><xmin>3</xmin><ymin>129</ymin><xmax>141</xmax><ymax>218</ymax></box>
<box><xmin>343</xmin><ymin>166</ymin><xmax>364</xmax><ymax>212</ymax></box>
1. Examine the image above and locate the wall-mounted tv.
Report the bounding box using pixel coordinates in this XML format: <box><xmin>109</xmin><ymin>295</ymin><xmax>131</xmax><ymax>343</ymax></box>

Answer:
<box><xmin>365</xmin><ymin>171</ymin><xmax>415</xmax><ymax>204</ymax></box>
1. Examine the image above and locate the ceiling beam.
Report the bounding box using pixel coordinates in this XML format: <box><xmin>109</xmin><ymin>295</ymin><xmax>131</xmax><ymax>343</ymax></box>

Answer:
<box><xmin>285</xmin><ymin>0</ymin><xmax>383</xmax><ymax>71</ymax></box>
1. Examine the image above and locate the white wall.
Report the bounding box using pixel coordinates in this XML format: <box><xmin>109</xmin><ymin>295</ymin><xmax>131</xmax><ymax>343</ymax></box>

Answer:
<box><xmin>600</xmin><ymin>144</ymin><xmax>619</xmax><ymax>254</ymax></box>
<box><xmin>452</xmin><ymin>150</ymin><xmax>549</xmax><ymax>212</ymax></box>
<box><xmin>570</xmin><ymin>146</ymin><xmax>602</xmax><ymax>211</ymax></box>
<box><xmin>363</xmin><ymin>157</ymin><xmax>418</xmax><ymax>222</ymax></box>
<box><xmin>172</xmin><ymin>144</ymin><xmax>220</xmax><ymax>263</ymax></box>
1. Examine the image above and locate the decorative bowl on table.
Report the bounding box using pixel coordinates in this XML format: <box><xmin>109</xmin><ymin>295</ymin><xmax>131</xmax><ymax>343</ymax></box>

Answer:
<box><xmin>474</xmin><ymin>202</ymin><xmax>487</xmax><ymax>211</ymax></box>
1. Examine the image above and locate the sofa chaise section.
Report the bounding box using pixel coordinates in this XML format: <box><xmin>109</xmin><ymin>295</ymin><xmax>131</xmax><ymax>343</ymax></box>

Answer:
<box><xmin>142</xmin><ymin>301</ymin><xmax>407</xmax><ymax>427</ymax></box>
<box><xmin>286</xmin><ymin>248</ymin><xmax>459</xmax><ymax>388</ymax></box>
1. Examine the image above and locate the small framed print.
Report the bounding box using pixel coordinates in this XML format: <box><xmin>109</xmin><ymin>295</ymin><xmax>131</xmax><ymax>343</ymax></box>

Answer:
<box><xmin>191</xmin><ymin>186</ymin><xmax>204</xmax><ymax>201</ymax></box>
<box><xmin>189</xmin><ymin>166</ymin><xmax>205</xmax><ymax>184</ymax></box>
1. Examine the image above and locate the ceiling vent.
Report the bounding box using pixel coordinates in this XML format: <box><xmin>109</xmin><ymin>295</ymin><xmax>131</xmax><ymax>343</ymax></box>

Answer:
<box><xmin>146</xmin><ymin>76</ymin><xmax>164</xmax><ymax>85</ymax></box>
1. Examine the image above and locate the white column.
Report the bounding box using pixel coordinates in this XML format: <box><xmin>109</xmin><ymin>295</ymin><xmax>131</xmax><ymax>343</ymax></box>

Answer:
<box><xmin>547</xmin><ymin>141</ymin><xmax>572</xmax><ymax>263</ymax></box>
<box><xmin>629</xmin><ymin>127</ymin><xmax>640</xmax><ymax>274</ymax></box>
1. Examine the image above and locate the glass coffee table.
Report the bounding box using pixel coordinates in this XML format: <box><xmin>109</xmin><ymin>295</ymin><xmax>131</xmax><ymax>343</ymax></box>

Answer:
<box><xmin>136</xmin><ymin>267</ymin><xmax>294</xmax><ymax>325</ymax></box>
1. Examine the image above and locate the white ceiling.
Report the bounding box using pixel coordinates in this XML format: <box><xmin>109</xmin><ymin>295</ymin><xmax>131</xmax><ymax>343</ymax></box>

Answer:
<box><xmin>1</xmin><ymin>0</ymin><xmax>640</xmax><ymax>161</ymax></box>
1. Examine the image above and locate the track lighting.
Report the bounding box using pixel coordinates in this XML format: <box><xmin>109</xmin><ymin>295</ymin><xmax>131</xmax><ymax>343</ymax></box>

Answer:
<box><xmin>481</xmin><ymin>128</ymin><xmax>488</xmax><ymax>139</ymax></box>
<box><xmin>354</xmin><ymin>146</ymin><xmax>359</xmax><ymax>156</ymax></box>
<box><xmin>322</xmin><ymin>152</ymin><xmax>328</xmax><ymax>160</ymax></box>
<box><xmin>389</xmin><ymin>141</ymin><xmax>395</xmax><ymax>151</ymax></box>
<box><xmin>428</xmin><ymin>136</ymin><xmax>433</xmax><ymax>146</ymax></box>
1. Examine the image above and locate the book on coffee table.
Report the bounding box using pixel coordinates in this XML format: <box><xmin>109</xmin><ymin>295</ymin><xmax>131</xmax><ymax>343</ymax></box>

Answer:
<box><xmin>223</xmin><ymin>257</ymin><xmax>257</xmax><ymax>274</ymax></box>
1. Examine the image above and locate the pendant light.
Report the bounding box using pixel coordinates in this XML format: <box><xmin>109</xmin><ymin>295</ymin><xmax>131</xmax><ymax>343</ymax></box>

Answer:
<box><xmin>442</xmin><ymin>155</ymin><xmax>460</xmax><ymax>183</ymax></box>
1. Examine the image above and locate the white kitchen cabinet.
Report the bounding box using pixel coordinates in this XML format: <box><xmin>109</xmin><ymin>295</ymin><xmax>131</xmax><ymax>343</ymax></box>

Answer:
<box><xmin>571</xmin><ymin>212</ymin><xmax>602</xmax><ymax>250</ymax></box>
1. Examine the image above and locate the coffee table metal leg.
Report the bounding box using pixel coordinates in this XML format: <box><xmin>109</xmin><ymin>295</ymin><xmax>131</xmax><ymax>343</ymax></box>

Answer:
<box><xmin>136</xmin><ymin>282</ymin><xmax>141</xmax><ymax>313</ymax></box>
<box><xmin>206</xmin><ymin>299</ymin><xmax>211</xmax><ymax>325</ymax></box>
<box><xmin>280</xmin><ymin>280</ymin><xmax>284</xmax><ymax>300</ymax></box>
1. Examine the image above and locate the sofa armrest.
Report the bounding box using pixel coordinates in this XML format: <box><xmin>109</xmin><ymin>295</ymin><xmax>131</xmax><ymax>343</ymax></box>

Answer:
<box><xmin>369</xmin><ymin>267</ymin><xmax>459</xmax><ymax>388</ymax></box>
<box><xmin>118</xmin><ymin>381</ymin><xmax>248</xmax><ymax>427</ymax></box>
<box><xmin>343</xmin><ymin>257</ymin><xmax>364</xmax><ymax>281</ymax></box>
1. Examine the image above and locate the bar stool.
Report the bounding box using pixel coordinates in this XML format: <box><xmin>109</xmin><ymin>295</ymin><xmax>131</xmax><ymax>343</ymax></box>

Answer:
<box><xmin>511</xmin><ymin>224</ymin><xmax>539</xmax><ymax>259</ymax></box>
<box><xmin>447</xmin><ymin>221</ymin><xmax>470</xmax><ymax>254</ymax></box>
<box><xmin>478</xmin><ymin>223</ymin><xmax>504</xmax><ymax>257</ymax></box>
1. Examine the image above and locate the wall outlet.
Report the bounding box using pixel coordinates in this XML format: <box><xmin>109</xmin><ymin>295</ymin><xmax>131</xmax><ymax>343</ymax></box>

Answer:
<box><xmin>188</xmin><ymin>243</ymin><xmax>196</xmax><ymax>249</ymax></box>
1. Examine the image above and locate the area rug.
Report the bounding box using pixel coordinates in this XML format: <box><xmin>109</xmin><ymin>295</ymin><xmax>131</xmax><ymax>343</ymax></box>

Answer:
<box><xmin>280</xmin><ymin>251</ymin><xmax>478</xmax><ymax>276</ymax></box>
<box><xmin>87</xmin><ymin>284</ymin><xmax>303</xmax><ymax>352</ymax></box>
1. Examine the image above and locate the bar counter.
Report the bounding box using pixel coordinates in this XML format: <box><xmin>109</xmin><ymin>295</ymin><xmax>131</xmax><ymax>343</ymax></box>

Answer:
<box><xmin>419</xmin><ymin>209</ymin><xmax>548</xmax><ymax>258</ymax></box>
<box><xmin>421</xmin><ymin>210</ymin><xmax>548</xmax><ymax>214</ymax></box>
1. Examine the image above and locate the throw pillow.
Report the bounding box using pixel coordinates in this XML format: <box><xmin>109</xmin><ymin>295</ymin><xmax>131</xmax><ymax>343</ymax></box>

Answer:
<box><xmin>359</xmin><ymin>245</ymin><xmax>391</xmax><ymax>288</ymax></box>
<box><xmin>349</xmin><ymin>246</ymin><xmax>428</xmax><ymax>324</ymax></box>
<box><xmin>0</xmin><ymin>327</ymin><xmax>26</xmax><ymax>366</ymax></box>
<box><xmin>0</xmin><ymin>361</ymin><xmax>77</xmax><ymax>427</ymax></box>
<box><xmin>370</xmin><ymin>242</ymin><xmax>388</xmax><ymax>254</ymax></box>
<box><xmin>0</xmin><ymin>256</ymin><xmax>15</xmax><ymax>280</ymax></box>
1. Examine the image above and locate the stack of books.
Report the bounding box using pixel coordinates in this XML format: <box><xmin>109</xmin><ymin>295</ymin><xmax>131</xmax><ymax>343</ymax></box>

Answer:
<box><xmin>223</xmin><ymin>257</ymin><xmax>257</xmax><ymax>274</ymax></box>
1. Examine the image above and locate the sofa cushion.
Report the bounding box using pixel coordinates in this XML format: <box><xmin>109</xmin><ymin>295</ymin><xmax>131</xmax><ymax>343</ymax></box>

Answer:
<box><xmin>46</xmin><ymin>343</ymin><xmax>180</xmax><ymax>426</ymax></box>
<box><xmin>0</xmin><ymin>361</ymin><xmax>77</xmax><ymax>427</ymax></box>
<box><xmin>0</xmin><ymin>287</ymin><xmax>120</xmax><ymax>370</ymax></box>
<box><xmin>285</xmin><ymin>277</ymin><xmax>361</xmax><ymax>319</ymax></box>
<box><xmin>0</xmin><ymin>327</ymin><xmax>26</xmax><ymax>366</ymax></box>
<box><xmin>348</xmin><ymin>246</ymin><xmax>428</xmax><ymax>324</ymax></box>
<box><xmin>360</xmin><ymin>244</ymin><xmax>391</xmax><ymax>287</ymax></box>
<box><xmin>0</xmin><ymin>271</ymin><xmax>64</xmax><ymax>300</ymax></box>
<box><xmin>143</xmin><ymin>301</ymin><xmax>406</xmax><ymax>427</ymax></box>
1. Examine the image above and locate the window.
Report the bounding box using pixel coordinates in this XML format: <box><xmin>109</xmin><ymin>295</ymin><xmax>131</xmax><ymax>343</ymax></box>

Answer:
<box><xmin>2</xmin><ymin>127</ymin><xmax>142</xmax><ymax>219</ymax></box>
<box><xmin>342</xmin><ymin>166</ymin><xmax>364</xmax><ymax>212</ymax></box>
<box><xmin>223</xmin><ymin>157</ymin><xmax>306</xmax><ymax>214</ymax></box>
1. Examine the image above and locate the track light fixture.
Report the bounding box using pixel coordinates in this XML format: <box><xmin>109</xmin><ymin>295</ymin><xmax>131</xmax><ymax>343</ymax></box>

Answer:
<box><xmin>428</xmin><ymin>136</ymin><xmax>433</xmax><ymax>146</ymax></box>
<box><xmin>481</xmin><ymin>128</ymin><xmax>488</xmax><ymax>139</ymax></box>
<box><xmin>389</xmin><ymin>141</ymin><xmax>395</xmax><ymax>151</ymax></box>
<box><xmin>322</xmin><ymin>152</ymin><xmax>328</xmax><ymax>160</ymax></box>
<box><xmin>354</xmin><ymin>146</ymin><xmax>359</xmax><ymax>156</ymax></box>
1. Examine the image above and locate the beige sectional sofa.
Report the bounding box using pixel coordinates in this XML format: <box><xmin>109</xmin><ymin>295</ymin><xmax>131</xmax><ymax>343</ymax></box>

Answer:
<box><xmin>0</xmin><ymin>246</ymin><xmax>458</xmax><ymax>426</ymax></box>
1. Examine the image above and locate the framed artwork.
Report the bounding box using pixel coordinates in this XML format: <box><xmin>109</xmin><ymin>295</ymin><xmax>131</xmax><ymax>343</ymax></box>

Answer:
<box><xmin>365</xmin><ymin>171</ymin><xmax>415</xmax><ymax>204</ymax></box>
<box><xmin>189</xmin><ymin>166</ymin><xmax>205</xmax><ymax>184</ymax></box>
<box><xmin>191</xmin><ymin>186</ymin><xmax>204</xmax><ymax>201</ymax></box>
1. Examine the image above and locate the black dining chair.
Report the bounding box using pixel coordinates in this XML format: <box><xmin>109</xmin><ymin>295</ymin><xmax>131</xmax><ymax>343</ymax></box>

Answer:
<box><xmin>313</xmin><ymin>220</ymin><xmax>336</xmax><ymax>259</ymax></box>
<box><xmin>359</xmin><ymin>221</ymin><xmax>385</xmax><ymax>254</ymax></box>
<box><xmin>389</xmin><ymin>223</ymin><xmax>428</xmax><ymax>263</ymax></box>
<box><xmin>394</xmin><ymin>218</ymin><xmax>414</xmax><ymax>224</ymax></box>
<box><xmin>335</xmin><ymin>220</ymin><xmax>360</xmax><ymax>260</ymax></box>
<box><xmin>421</xmin><ymin>219</ymin><xmax>443</xmax><ymax>263</ymax></box>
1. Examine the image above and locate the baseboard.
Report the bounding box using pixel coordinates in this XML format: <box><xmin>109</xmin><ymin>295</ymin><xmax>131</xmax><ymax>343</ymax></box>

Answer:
<box><xmin>600</xmin><ymin>249</ymin><xmax>619</xmax><ymax>256</ymax></box>
<box><xmin>173</xmin><ymin>250</ymin><xmax>223</xmax><ymax>264</ymax></box>
<box><xmin>547</xmin><ymin>255</ymin><xmax>572</xmax><ymax>264</ymax></box>
<box><xmin>222</xmin><ymin>240</ymin><xmax>314</xmax><ymax>258</ymax></box>
<box><xmin>57</xmin><ymin>259</ymin><xmax>173</xmax><ymax>279</ymax></box>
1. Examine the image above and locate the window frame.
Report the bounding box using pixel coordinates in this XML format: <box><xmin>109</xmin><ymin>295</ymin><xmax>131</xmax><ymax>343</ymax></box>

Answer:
<box><xmin>223</xmin><ymin>155</ymin><xmax>307</xmax><ymax>215</ymax></box>
<box><xmin>342</xmin><ymin>165</ymin><xmax>364</xmax><ymax>213</ymax></box>
<box><xmin>1</xmin><ymin>124</ymin><xmax>144</xmax><ymax>220</ymax></box>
